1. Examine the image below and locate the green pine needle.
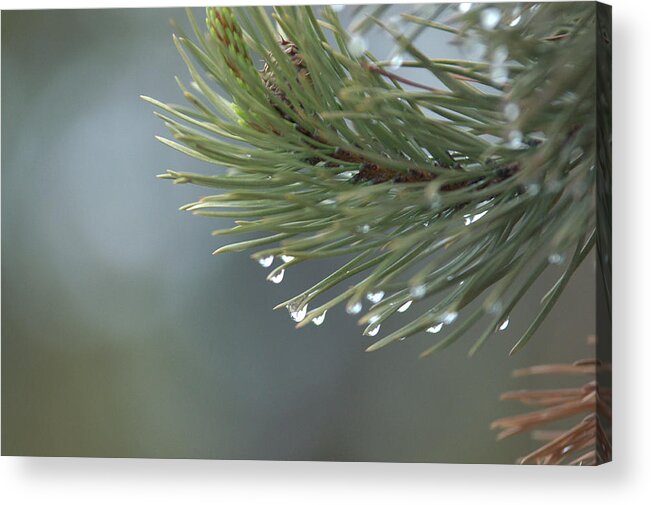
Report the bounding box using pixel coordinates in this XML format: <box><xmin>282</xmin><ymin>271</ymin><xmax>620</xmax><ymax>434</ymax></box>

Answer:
<box><xmin>146</xmin><ymin>4</ymin><xmax>598</xmax><ymax>357</ymax></box>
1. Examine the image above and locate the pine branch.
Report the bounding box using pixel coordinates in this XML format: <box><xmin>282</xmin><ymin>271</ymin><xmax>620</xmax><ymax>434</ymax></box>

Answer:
<box><xmin>145</xmin><ymin>4</ymin><xmax>598</xmax><ymax>357</ymax></box>
<box><xmin>492</xmin><ymin>344</ymin><xmax>612</xmax><ymax>465</ymax></box>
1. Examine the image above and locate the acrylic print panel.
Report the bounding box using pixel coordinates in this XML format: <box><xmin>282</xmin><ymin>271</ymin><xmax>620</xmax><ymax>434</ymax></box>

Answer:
<box><xmin>1</xmin><ymin>3</ymin><xmax>611</xmax><ymax>464</ymax></box>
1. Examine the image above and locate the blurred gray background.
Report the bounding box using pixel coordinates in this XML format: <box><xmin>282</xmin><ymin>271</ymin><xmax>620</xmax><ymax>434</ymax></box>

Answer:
<box><xmin>2</xmin><ymin>7</ymin><xmax>595</xmax><ymax>463</ymax></box>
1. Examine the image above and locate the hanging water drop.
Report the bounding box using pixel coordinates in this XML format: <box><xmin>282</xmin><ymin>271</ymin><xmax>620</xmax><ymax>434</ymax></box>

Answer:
<box><xmin>388</xmin><ymin>53</ymin><xmax>405</xmax><ymax>71</ymax></box>
<box><xmin>491</xmin><ymin>64</ymin><xmax>509</xmax><ymax>86</ymax></box>
<box><xmin>410</xmin><ymin>284</ymin><xmax>426</xmax><ymax>299</ymax></box>
<box><xmin>442</xmin><ymin>311</ymin><xmax>458</xmax><ymax>325</ymax></box>
<box><xmin>498</xmin><ymin>318</ymin><xmax>510</xmax><ymax>331</ymax></box>
<box><xmin>426</xmin><ymin>323</ymin><xmax>444</xmax><ymax>334</ymax></box>
<box><xmin>464</xmin><ymin>210</ymin><xmax>488</xmax><ymax>226</ymax></box>
<box><xmin>508</xmin><ymin>130</ymin><xmax>525</xmax><ymax>149</ymax></box>
<box><xmin>268</xmin><ymin>269</ymin><xmax>285</xmax><ymax>284</ymax></box>
<box><xmin>366</xmin><ymin>291</ymin><xmax>385</xmax><ymax>303</ymax></box>
<box><xmin>258</xmin><ymin>255</ymin><xmax>274</xmax><ymax>268</ymax></box>
<box><xmin>312</xmin><ymin>311</ymin><xmax>327</xmax><ymax>326</ymax></box>
<box><xmin>281</xmin><ymin>254</ymin><xmax>295</xmax><ymax>263</ymax></box>
<box><xmin>358</xmin><ymin>224</ymin><xmax>370</xmax><ymax>234</ymax></box>
<box><xmin>504</xmin><ymin>102</ymin><xmax>520</xmax><ymax>122</ymax></box>
<box><xmin>367</xmin><ymin>324</ymin><xmax>381</xmax><ymax>337</ymax></box>
<box><xmin>486</xmin><ymin>300</ymin><xmax>503</xmax><ymax>315</ymax></box>
<box><xmin>288</xmin><ymin>303</ymin><xmax>308</xmax><ymax>322</ymax></box>
<box><xmin>348</xmin><ymin>34</ymin><xmax>367</xmax><ymax>58</ymax></box>
<box><xmin>398</xmin><ymin>300</ymin><xmax>413</xmax><ymax>313</ymax></box>
<box><xmin>548</xmin><ymin>253</ymin><xmax>565</xmax><ymax>265</ymax></box>
<box><xmin>480</xmin><ymin>7</ymin><xmax>502</xmax><ymax>29</ymax></box>
<box><xmin>527</xmin><ymin>182</ymin><xmax>541</xmax><ymax>196</ymax></box>
<box><xmin>509</xmin><ymin>14</ymin><xmax>522</xmax><ymax>27</ymax></box>
<box><xmin>493</xmin><ymin>45</ymin><xmax>508</xmax><ymax>63</ymax></box>
<box><xmin>346</xmin><ymin>301</ymin><xmax>362</xmax><ymax>315</ymax></box>
<box><xmin>459</xmin><ymin>2</ymin><xmax>472</xmax><ymax>13</ymax></box>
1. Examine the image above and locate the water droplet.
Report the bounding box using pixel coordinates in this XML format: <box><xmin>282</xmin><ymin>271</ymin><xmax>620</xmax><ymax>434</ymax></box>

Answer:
<box><xmin>281</xmin><ymin>255</ymin><xmax>295</xmax><ymax>263</ymax></box>
<box><xmin>388</xmin><ymin>53</ymin><xmax>404</xmax><ymax>71</ymax></box>
<box><xmin>504</xmin><ymin>102</ymin><xmax>520</xmax><ymax>122</ymax></box>
<box><xmin>486</xmin><ymin>300</ymin><xmax>503</xmax><ymax>315</ymax></box>
<box><xmin>346</xmin><ymin>301</ymin><xmax>362</xmax><ymax>315</ymax></box>
<box><xmin>320</xmin><ymin>198</ymin><xmax>336</xmax><ymax>205</ymax></box>
<box><xmin>358</xmin><ymin>224</ymin><xmax>370</xmax><ymax>234</ymax></box>
<box><xmin>258</xmin><ymin>255</ymin><xmax>274</xmax><ymax>268</ymax></box>
<box><xmin>397</xmin><ymin>300</ymin><xmax>413</xmax><ymax>313</ymax></box>
<box><xmin>337</xmin><ymin>170</ymin><xmax>357</xmax><ymax>181</ymax></box>
<box><xmin>366</xmin><ymin>291</ymin><xmax>385</xmax><ymax>303</ymax></box>
<box><xmin>442</xmin><ymin>311</ymin><xmax>458</xmax><ymax>325</ymax></box>
<box><xmin>548</xmin><ymin>253</ymin><xmax>565</xmax><ymax>265</ymax></box>
<box><xmin>288</xmin><ymin>303</ymin><xmax>308</xmax><ymax>322</ymax></box>
<box><xmin>459</xmin><ymin>2</ymin><xmax>472</xmax><ymax>13</ymax></box>
<box><xmin>367</xmin><ymin>324</ymin><xmax>381</xmax><ymax>337</ymax></box>
<box><xmin>508</xmin><ymin>130</ymin><xmax>525</xmax><ymax>149</ymax></box>
<box><xmin>410</xmin><ymin>284</ymin><xmax>426</xmax><ymax>299</ymax></box>
<box><xmin>498</xmin><ymin>318</ymin><xmax>510</xmax><ymax>331</ymax></box>
<box><xmin>527</xmin><ymin>182</ymin><xmax>541</xmax><ymax>196</ymax></box>
<box><xmin>348</xmin><ymin>34</ymin><xmax>367</xmax><ymax>58</ymax></box>
<box><xmin>493</xmin><ymin>45</ymin><xmax>509</xmax><ymax>64</ymax></box>
<box><xmin>399</xmin><ymin>336</ymin><xmax>406</xmax><ymax>342</ymax></box>
<box><xmin>480</xmin><ymin>8</ymin><xmax>501</xmax><ymax>29</ymax></box>
<box><xmin>268</xmin><ymin>269</ymin><xmax>285</xmax><ymax>284</ymax></box>
<box><xmin>312</xmin><ymin>311</ymin><xmax>327</xmax><ymax>326</ymax></box>
<box><xmin>509</xmin><ymin>14</ymin><xmax>522</xmax><ymax>27</ymax></box>
<box><xmin>426</xmin><ymin>323</ymin><xmax>444</xmax><ymax>334</ymax></box>
<box><xmin>464</xmin><ymin>210</ymin><xmax>488</xmax><ymax>226</ymax></box>
<box><xmin>491</xmin><ymin>64</ymin><xmax>509</xmax><ymax>86</ymax></box>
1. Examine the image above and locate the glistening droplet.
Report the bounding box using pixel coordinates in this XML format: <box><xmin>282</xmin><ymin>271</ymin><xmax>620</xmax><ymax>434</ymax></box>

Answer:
<box><xmin>288</xmin><ymin>303</ymin><xmax>308</xmax><ymax>322</ymax></box>
<box><xmin>459</xmin><ymin>3</ymin><xmax>472</xmax><ymax>13</ymax></box>
<box><xmin>258</xmin><ymin>256</ymin><xmax>273</xmax><ymax>268</ymax></box>
<box><xmin>281</xmin><ymin>255</ymin><xmax>295</xmax><ymax>263</ymax></box>
<box><xmin>346</xmin><ymin>301</ymin><xmax>362</xmax><ymax>315</ymax></box>
<box><xmin>367</xmin><ymin>324</ymin><xmax>381</xmax><ymax>337</ymax></box>
<box><xmin>398</xmin><ymin>300</ymin><xmax>413</xmax><ymax>312</ymax></box>
<box><xmin>504</xmin><ymin>102</ymin><xmax>520</xmax><ymax>122</ymax></box>
<box><xmin>410</xmin><ymin>284</ymin><xmax>426</xmax><ymax>299</ymax></box>
<box><xmin>499</xmin><ymin>318</ymin><xmax>510</xmax><ymax>331</ymax></box>
<box><xmin>268</xmin><ymin>269</ymin><xmax>285</xmax><ymax>284</ymax></box>
<box><xmin>389</xmin><ymin>53</ymin><xmax>405</xmax><ymax>71</ymax></box>
<box><xmin>480</xmin><ymin>8</ymin><xmax>501</xmax><ymax>29</ymax></box>
<box><xmin>426</xmin><ymin>323</ymin><xmax>444</xmax><ymax>334</ymax></box>
<box><xmin>312</xmin><ymin>311</ymin><xmax>327</xmax><ymax>326</ymax></box>
<box><xmin>442</xmin><ymin>311</ymin><xmax>458</xmax><ymax>325</ymax></box>
<box><xmin>366</xmin><ymin>291</ymin><xmax>385</xmax><ymax>303</ymax></box>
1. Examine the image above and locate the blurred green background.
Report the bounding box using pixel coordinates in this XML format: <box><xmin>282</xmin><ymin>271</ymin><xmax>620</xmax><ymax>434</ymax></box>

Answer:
<box><xmin>2</xmin><ymin>7</ymin><xmax>596</xmax><ymax>462</ymax></box>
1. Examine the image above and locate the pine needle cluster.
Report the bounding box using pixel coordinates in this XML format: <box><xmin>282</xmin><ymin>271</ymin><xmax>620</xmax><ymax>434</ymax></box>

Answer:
<box><xmin>144</xmin><ymin>3</ymin><xmax>600</xmax><ymax>357</ymax></box>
